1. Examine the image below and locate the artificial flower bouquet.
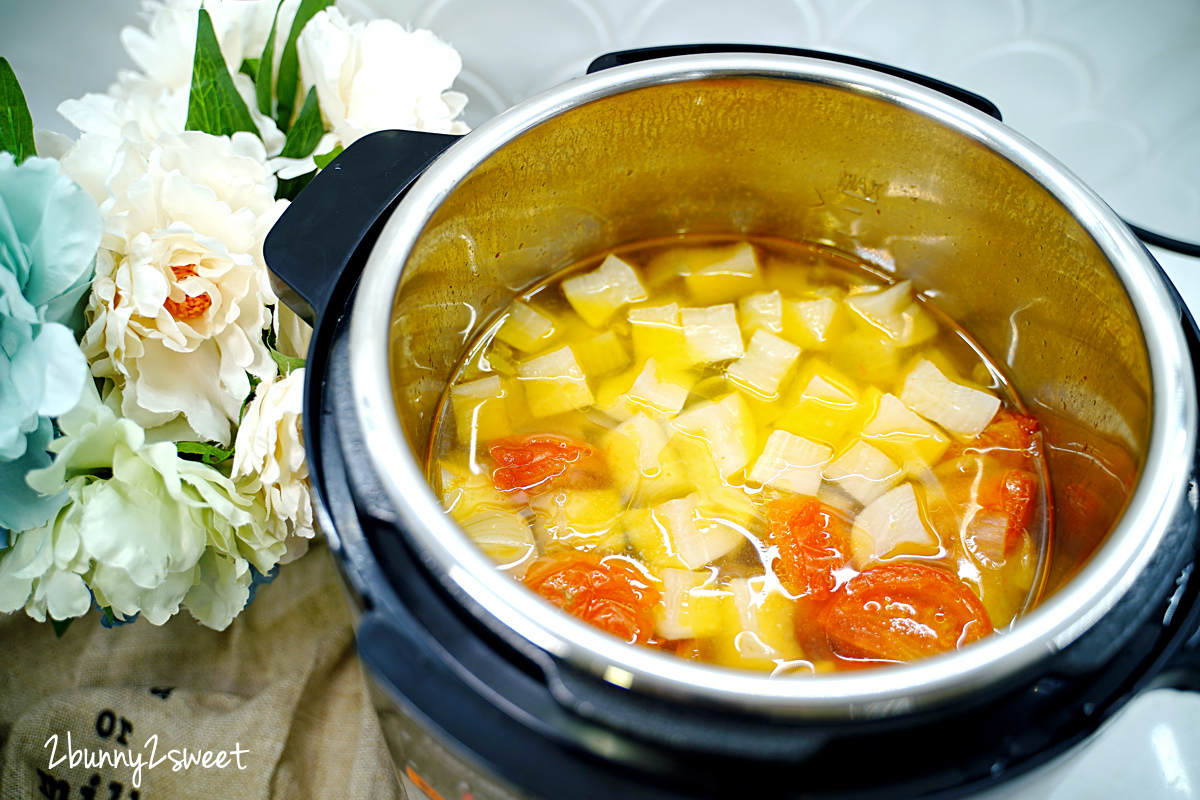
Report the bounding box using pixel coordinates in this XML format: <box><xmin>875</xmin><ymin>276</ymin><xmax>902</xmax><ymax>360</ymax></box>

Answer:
<box><xmin>0</xmin><ymin>0</ymin><xmax>468</xmax><ymax>632</ymax></box>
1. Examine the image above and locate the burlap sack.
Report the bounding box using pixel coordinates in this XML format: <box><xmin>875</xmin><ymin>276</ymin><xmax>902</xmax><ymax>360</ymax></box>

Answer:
<box><xmin>0</xmin><ymin>542</ymin><xmax>400</xmax><ymax>799</ymax></box>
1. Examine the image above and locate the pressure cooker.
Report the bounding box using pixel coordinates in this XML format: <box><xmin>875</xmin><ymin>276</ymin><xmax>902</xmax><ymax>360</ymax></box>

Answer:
<box><xmin>264</xmin><ymin>47</ymin><xmax>1200</xmax><ymax>799</ymax></box>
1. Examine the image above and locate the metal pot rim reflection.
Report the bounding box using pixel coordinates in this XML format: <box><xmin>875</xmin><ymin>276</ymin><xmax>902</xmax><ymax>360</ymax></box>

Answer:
<box><xmin>345</xmin><ymin>53</ymin><xmax>1196</xmax><ymax>717</ymax></box>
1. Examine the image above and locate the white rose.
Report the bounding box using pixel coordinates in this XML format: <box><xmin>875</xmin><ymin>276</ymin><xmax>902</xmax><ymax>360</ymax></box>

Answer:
<box><xmin>63</xmin><ymin>129</ymin><xmax>285</xmax><ymax>446</ymax></box>
<box><xmin>232</xmin><ymin>368</ymin><xmax>313</xmax><ymax>549</ymax></box>
<box><xmin>0</xmin><ymin>498</ymin><xmax>92</xmax><ymax>622</ymax></box>
<box><xmin>19</xmin><ymin>381</ymin><xmax>291</xmax><ymax>630</ymax></box>
<box><xmin>57</xmin><ymin>0</ymin><xmax>290</xmax><ymax>154</ymax></box>
<box><xmin>276</xmin><ymin>8</ymin><xmax>468</xmax><ymax>177</ymax></box>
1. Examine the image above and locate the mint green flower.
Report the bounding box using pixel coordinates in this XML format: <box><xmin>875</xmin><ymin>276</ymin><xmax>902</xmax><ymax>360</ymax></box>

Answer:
<box><xmin>0</xmin><ymin>152</ymin><xmax>101</xmax><ymax>532</ymax></box>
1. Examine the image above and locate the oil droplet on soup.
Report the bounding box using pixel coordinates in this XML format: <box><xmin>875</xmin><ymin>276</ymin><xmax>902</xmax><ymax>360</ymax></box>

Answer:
<box><xmin>429</xmin><ymin>238</ymin><xmax>1049</xmax><ymax>674</ymax></box>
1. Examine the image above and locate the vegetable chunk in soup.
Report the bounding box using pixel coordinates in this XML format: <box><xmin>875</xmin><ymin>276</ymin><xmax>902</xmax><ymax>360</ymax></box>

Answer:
<box><xmin>430</xmin><ymin>238</ymin><xmax>1048</xmax><ymax>674</ymax></box>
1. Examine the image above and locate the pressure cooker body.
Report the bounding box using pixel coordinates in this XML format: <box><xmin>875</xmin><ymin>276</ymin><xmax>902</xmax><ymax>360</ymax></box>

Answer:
<box><xmin>265</xmin><ymin>50</ymin><xmax>1200</xmax><ymax>799</ymax></box>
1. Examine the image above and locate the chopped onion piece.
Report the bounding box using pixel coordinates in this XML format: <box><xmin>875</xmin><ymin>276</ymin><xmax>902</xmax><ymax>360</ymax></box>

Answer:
<box><xmin>823</xmin><ymin>440</ymin><xmax>902</xmax><ymax>506</ymax></box>
<box><xmin>850</xmin><ymin>483</ymin><xmax>939</xmax><ymax>566</ymax></box>
<box><xmin>727</xmin><ymin>330</ymin><xmax>801</xmax><ymax>397</ymax></box>
<box><xmin>899</xmin><ymin>359</ymin><xmax>1002</xmax><ymax>440</ymax></box>
<box><xmin>748</xmin><ymin>430</ymin><xmax>832</xmax><ymax>496</ymax></box>
<box><xmin>964</xmin><ymin>509</ymin><xmax>1010</xmax><ymax>567</ymax></box>
<box><xmin>682</xmin><ymin>304</ymin><xmax>745</xmax><ymax>364</ymax></box>
<box><xmin>517</xmin><ymin>346</ymin><xmax>593</xmax><ymax>417</ymax></box>
<box><xmin>457</xmin><ymin>509</ymin><xmax>536</xmax><ymax>572</ymax></box>
<box><xmin>562</xmin><ymin>254</ymin><xmax>648</xmax><ymax>327</ymax></box>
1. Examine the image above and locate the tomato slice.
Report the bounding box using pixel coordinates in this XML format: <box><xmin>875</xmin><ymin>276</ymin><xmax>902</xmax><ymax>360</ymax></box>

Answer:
<box><xmin>767</xmin><ymin>498</ymin><xmax>849</xmax><ymax>598</ymax></box>
<box><xmin>767</xmin><ymin>498</ymin><xmax>850</xmax><ymax>661</ymax></box>
<box><xmin>488</xmin><ymin>434</ymin><xmax>606</xmax><ymax>494</ymax></box>
<box><xmin>523</xmin><ymin>553</ymin><xmax>661</xmax><ymax>644</ymax></box>
<box><xmin>824</xmin><ymin>562</ymin><xmax>993</xmax><ymax>664</ymax></box>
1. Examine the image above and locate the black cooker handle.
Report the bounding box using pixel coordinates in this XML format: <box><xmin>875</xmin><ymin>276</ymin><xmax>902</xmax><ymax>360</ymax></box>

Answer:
<box><xmin>587</xmin><ymin>44</ymin><xmax>1003</xmax><ymax>121</ymax></box>
<box><xmin>264</xmin><ymin>129</ymin><xmax>460</xmax><ymax>324</ymax></box>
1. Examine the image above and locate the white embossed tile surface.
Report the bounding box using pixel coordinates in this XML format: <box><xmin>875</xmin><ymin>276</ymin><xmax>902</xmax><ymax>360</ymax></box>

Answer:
<box><xmin>3</xmin><ymin>0</ymin><xmax>1199</xmax><ymax>798</ymax></box>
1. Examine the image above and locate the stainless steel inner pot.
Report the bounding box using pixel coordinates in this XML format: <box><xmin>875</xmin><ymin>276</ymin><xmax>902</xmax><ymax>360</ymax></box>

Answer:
<box><xmin>346</xmin><ymin>54</ymin><xmax>1196</xmax><ymax>718</ymax></box>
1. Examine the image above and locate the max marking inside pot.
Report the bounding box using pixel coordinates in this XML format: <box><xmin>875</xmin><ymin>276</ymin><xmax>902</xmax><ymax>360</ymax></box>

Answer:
<box><xmin>429</xmin><ymin>237</ymin><xmax>1049</xmax><ymax>674</ymax></box>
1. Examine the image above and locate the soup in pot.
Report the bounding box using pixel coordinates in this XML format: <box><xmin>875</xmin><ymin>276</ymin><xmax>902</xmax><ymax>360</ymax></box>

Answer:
<box><xmin>429</xmin><ymin>238</ymin><xmax>1049</xmax><ymax>674</ymax></box>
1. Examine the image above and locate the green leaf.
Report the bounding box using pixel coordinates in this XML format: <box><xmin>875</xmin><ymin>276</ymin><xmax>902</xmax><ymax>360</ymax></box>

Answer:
<box><xmin>255</xmin><ymin>0</ymin><xmax>284</xmax><ymax>116</ymax></box>
<box><xmin>176</xmin><ymin>440</ymin><xmax>236</xmax><ymax>466</ymax></box>
<box><xmin>52</xmin><ymin>617</ymin><xmax>73</xmax><ymax>638</ymax></box>
<box><xmin>313</xmin><ymin>143</ymin><xmax>342</xmax><ymax>169</ymax></box>
<box><xmin>280</xmin><ymin>87</ymin><xmax>324</xmax><ymax>158</ymax></box>
<box><xmin>185</xmin><ymin>9</ymin><xmax>259</xmax><ymax>138</ymax></box>
<box><xmin>0</xmin><ymin>57</ymin><xmax>37</xmax><ymax>163</ymax></box>
<box><xmin>274</xmin><ymin>0</ymin><xmax>334</xmax><ymax>132</ymax></box>
<box><xmin>270</xmin><ymin>346</ymin><xmax>306</xmax><ymax>376</ymax></box>
<box><xmin>275</xmin><ymin>170</ymin><xmax>316</xmax><ymax>201</ymax></box>
<box><xmin>102</xmin><ymin>606</ymin><xmax>115</xmax><ymax>624</ymax></box>
<box><xmin>239</xmin><ymin>58</ymin><xmax>260</xmax><ymax>81</ymax></box>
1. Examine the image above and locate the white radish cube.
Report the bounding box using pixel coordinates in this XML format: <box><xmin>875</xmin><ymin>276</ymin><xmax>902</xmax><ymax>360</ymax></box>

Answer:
<box><xmin>600</xmin><ymin>358</ymin><xmax>692</xmax><ymax>422</ymax></box>
<box><xmin>571</xmin><ymin>330</ymin><xmax>630</xmax><ymax>377</ymax></box>
<box><xmin>683</xmin><ymin>242</ymin><xmax>762</xmax><ymax>304</ymax></box>
<box><xmin>627</xmin><ymin>358</ymin><xmax>691</xmax><ymax>416</ymax></box>
<box><xmin>899</xmin><ymin>359</ymin><xmax>1001</xmax><ymax>440</ymax></box>
<box><xmin>671</xmin><ymin>393</ymin><xmax>756</xmax><ymax>478</ymax></box>
<box><xmin>532</xmin><ymin>488</ymin><xmax>625</xmax><ymax>552</ymax></box>
<box><xmin>657</xmin><ymin>568</ymin><xmax>710</xmax><ymax>640</ymax></box>
<box><xmin>730</xmin><ymin>577</ymin><xmax>782</xmax><ymax>659</ymax></box>
<box><xmin>451</xmin><ymin>375</ymin><xmax>510</xmax><ymax>444</ymax></box>
<box><xmin>517</xmin><ymin>346</ymin><xmax>593</xmax><ymax>417</ymax></box>
<box><xmin>846</xmin><ymin>280</ymin><xmax>936</xmax><ymax>346</ymax></box>
<box><xmin>439</xmin><ymin>457</ymin><xmax>512</xmax><ymax>518</ymax></box>
<box><xmin>457</xmin><ymin>509</ymin><xmax>536</xmax><ymax>572</ymax></box>
<box><xmin>823</xmin><ymin>440</ymin><xmax>902</xmax><ymax>506</ymax></box>
<box><xmin>562</xmin><ymin>254</ymin><xmax>648</xmax><ymax>327</ymax></box>
<box><xmin>654</xmin><ymin>495</ymin><xmax>745</xmax><ymax>570</ymax></box>
<box><xmin>682</xmin><ymin>304</ymin><xmax>745</xmax><ymax>364</ymax></box>
<box><xmin>629</xmin><ymin>302</ymin><xmax>688</xmax><ymax>368</ymax></box>
<box><xmin>846</xmin><ymin>280</ymin><xmax>913</xmax><ymax>340</ymax></box>
<box><xmin>613</xmin><ymin>412</ymin><xmax>670</xmax><ymax>476</ymax></box>
<box><xmin>696</xmin><ymin>484</ymin><xmax>758</xmax><ymax>531</ymax></box>
<box><xmin>495</xmin><ymin>301</ymin><xmax>555</xmax><ymax>352</ymax></box>
<box><xmin>787</xmin><ymin>297</ymin><xmax>838</xmax><ymax>349</ymax></box>
<box><xmin>800</xmin><ymin>374</ymin><xmax>856</xmax><ymax>405</ymax></box>
<box><xmin>850</xmin><ymin>482</ymin><xmax>938</xmax><ymax>566</ymax></box>
<box><xmin>738</xmin><ymin>291</ymin><xmax>783</xmax><ymax>334</ymax></box>
<box><xmin>748</xmin><ymin>430</ymin><xmax>832</xmax><ymax>496</ymax></box>
<box><xmin>727</xmin><ymin>329</ymin><xmax>801</xmax><ymax>397</ymax></box>
<box><xmin>861</xmin><ymin>393</ymin><xmax>949</xmax><ymax>474</ymax></box>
